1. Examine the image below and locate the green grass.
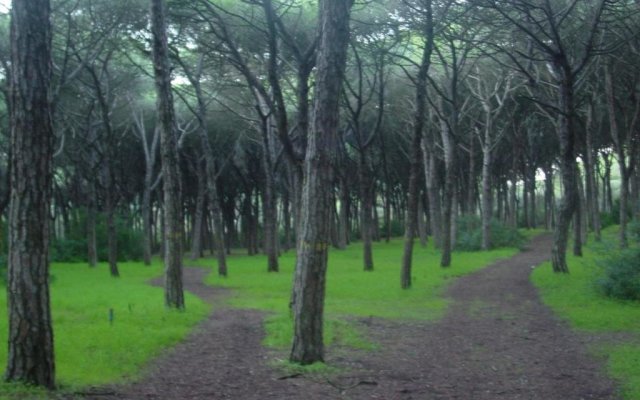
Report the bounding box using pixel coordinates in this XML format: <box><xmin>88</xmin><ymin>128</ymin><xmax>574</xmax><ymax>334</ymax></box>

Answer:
<box><xmin>0</xmin><ymin>261</ymin><xmax>210</xmax><ymax>397</ymax></box>
<box><xmin>531</xmin><ymin>227</ymin><xmax>640</xmax><ymax>399</ymax></box>
<box><xmin>194</xmin><ymin>238</ymin><xmax>518</xmax><ymax>350</ymax></box>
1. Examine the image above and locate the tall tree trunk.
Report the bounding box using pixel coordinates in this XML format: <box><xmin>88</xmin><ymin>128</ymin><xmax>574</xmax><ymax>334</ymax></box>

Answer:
<box><xmin>282</xmin><ymin>190</ymin><xmax>292</xmax><ymax>251</ymax></box>
<box><xmin>584</xmin><ymin>99</ymin><xmax>601</xmax><ymax>241</ymax></box>
<box><xmin>440</xmin><ymin>118</ymin><xmax>455</xmax><ymax>267</ymax></box>
<box><xmin>5</xmin><ymin>0</ymin><xmax>56</xmax><ymax>386</ymax></box>
<box><xmin>190</xmin><ymin>162</ymin><xmax>206</xmax><ymax>261</ymax></box>
<box><xmin>401</xmin><ymin>1</ymin><xmax>433</xmax><ymax>288</ymax></box>
<box><xmin>337</xmin><ymin>177</ymin><xmax>349</xmax><ymax>249</ymax></box>
<box><xmin>422</xmin><ymin>136</ymin><xmax>442</xmax><ymax>247</ymax></box>
<box><xmin>550</xmin><ymin>67</ymin><xmax>577</xmax><ymax>274</ymax></box>
<box><xmin>359</xmin><ymin>159</ymin><xmax>374</xmax><ymax>271</ymax></box>
<box><xmin>481</xmin><ymin>142</ymin><xmax>492</xmax><ymax>251</ymax></box>
<box><xmin>544</xmin><ymin>165</ymin><xmax>554</xmax><ymax>230</ymax></box>
<box><xmin>417</xmin><ymin>195</ymin><xmax>428</xmax><ymax>247</ymax></box>
<box><xmin>605</xmin><ymin>66</ymin><xmax>628</xmax><ymax>248</ymax></box>
<box><xmin>151</xmin><ymin>0</ymin><xmax>184</xmax><ymax>308</ymax></box>
<box><xmin>290</xmin><ymin>0</ymin><xmax>352</xmax><ymax>365</ymax></box>
<box><xmin>105</xmin><ymin>175</ymin><xmax>119</xmax><ymax>277</ymax></box>
<box><xmin>87</xmin><ymin>183</ymin><xmax>98</xmax><ymax>267</ymax></box>
<box><xmin>260</xmin><ymin>115</ymin><xmax>279</xmax><ymax>272</ymax></box>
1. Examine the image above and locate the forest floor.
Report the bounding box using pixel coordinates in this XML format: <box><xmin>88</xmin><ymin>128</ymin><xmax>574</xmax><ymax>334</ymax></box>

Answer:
<box><xmin>85</xmin><ymin>235</ymin><xmax>620</xmax><ymax>399</ymax></box>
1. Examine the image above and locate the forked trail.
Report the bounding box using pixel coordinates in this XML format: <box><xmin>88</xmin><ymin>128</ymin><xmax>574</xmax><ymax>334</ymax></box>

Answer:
<box><xmin>88</xmin><ymin>235</ymin><xmax>618</xmax><ymax>399</ymax></box>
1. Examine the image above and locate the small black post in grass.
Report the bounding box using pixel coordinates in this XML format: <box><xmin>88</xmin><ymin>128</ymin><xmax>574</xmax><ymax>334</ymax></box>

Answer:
<box><xmin>109</xmin><ymin>308</ymin><xmax>114</xmax><ymax>326</ymax></box>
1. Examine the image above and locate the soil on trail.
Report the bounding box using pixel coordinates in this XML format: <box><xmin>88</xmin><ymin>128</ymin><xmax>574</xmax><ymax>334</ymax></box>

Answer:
<box><xmin>87</xmin><ymin>235</ymin><xmax>619</xmax><ymax>400</ymax></box>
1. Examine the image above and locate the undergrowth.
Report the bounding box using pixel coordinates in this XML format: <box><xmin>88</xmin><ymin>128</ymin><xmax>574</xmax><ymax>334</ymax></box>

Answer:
<box><xmin>531</xmin><ymin>226</ymin><xmax>640</xmax><ymax>399</ymax></box>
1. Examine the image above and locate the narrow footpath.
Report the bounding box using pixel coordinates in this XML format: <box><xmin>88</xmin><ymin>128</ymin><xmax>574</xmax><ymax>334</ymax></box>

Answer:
<box><xmin>88</xmin><ymin>235</ymin><xmax>618</xmax><ymax>399</ymax></box>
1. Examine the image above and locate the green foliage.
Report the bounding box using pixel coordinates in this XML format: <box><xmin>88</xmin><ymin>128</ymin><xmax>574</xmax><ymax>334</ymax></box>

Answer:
<box><xmin>455</xmin><ymin>215</ymin><xmax>525</xmax><ymax>251</ymax></box>
<box><xmin>51</xmin><ymin>211</ymin><xmax>143</xmax><ymax>263</ymax></box>
<box><xmin>531</xmin><ymin>226</ymin><xmax>640</xmax><ymax>399</ymax></box>
<box><xmin>195</xmin><ymin>239</ymin><xmax>518</xmax><ymax>350</ymax></box>
<box><xmin>0</xmin><ymin>261</ymin><xmax>210</xmax><ymax>394</ymax></box>
<box><xmin>596</xmin><ymin>246</ymin><xmax>640</xmax><ymax>301</ymax></box>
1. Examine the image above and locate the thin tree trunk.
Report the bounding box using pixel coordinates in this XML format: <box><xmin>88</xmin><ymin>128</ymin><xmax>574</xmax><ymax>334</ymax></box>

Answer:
<box><xmin>87</xmin><ymin>184</ymin><xmax>98</xmax><ymax>267</ymax></box>
<box><xmin>359</xmin><ymin>159</ymin><xmax>374</xmax><ymax>271</ymax></box>
<box><xmin>584</xmin><ymin>99</ymin><xmax>601</xmax><ymax>240</ymax></box>
<box><xmin>422</xmin><ymin>136</ymin><xmax>442</xmax><ymax>248</ymax></box>
<box><xmin>337</xmin><ymin>177</ymin><xmax>348</xmax><ymax>249</ymax></box>
<box><xmin>605</xmin><ymin>66</ymin><xmax>628</xmax><ymax>248</ymax></box>
<box><xmin>151</xmin><ymin>0</ymin><xmax>184</xmax><ymax>308</ymax></box>
<box><xmin>481</xmin><ymin>143</ymin><xmax>492</xmax><ymax>250</ymax></box>
<box><xmin>190</xmin><ymin>162</ymin><xmax>206</xmax><ymax>260</ymax></box>
<box><xmin>401</xmin><ymin>1</ymin><xmax>433</xmax><ymax>287</ymax></box>
<box><xmin>440</xmin><ymin>118</ymin><xmax>455</xmax><ymax>267</ymax></box>
<box><xmin>5</xmin><ymin>0</ymin><xmax>56</xmax><ymax>386</ymax></box>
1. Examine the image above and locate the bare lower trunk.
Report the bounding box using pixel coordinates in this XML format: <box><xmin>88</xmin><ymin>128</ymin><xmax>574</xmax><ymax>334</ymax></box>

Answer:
<box><xmin>422</xmin><ymin>138</ymin><xmax>442</xmax><ymax>248</ymax></box>
<box><xmin>290</xmin><ymin>0</ymin><xmax>351</xmax><ymax>365</ymax></box>
<box><xmin>359</xmin><ymin>160</ymin><xmax>374</xmax><ymax>271</ymax></box>
<box><xmin>5</xmin><ymin>0</ymin><xmax>56</xmax><ymax>386</ymax></box>
<box><xmin>151</xmin><ymin>0</ymin><xmax>184</xmax><ymax>308</ymax></box>
<box><xmin>87</xmin><ymin>191</ymin><xmax>98</xmax><ymax>267</ymax></box>
<box><xmin>417</xmin><ymin>196</ymin><xmax>427</xmax><ymax>247</ymax></box>
<box><xmin>551</xmin><ymin>72</ymin><xmax>577</xmax><ymax>274</ymax></box>
<box><xmin>190</xmin><ymin>165</ymin><xmax>206</xmax><ymax>261</ymax></box>
<box><xmin>106</xmin><ymin>190</ymin><xmax>119</xmax><ymax>277</ymax></box>
<box><xmin>261</xmin><ymin>122</ymin><xmax>279</xmax><ymax>272</ymax></box>
<box><xmin>401</xmin><ymin>1</ymin><xmax>433</xmax><ymax>287</ymax></box>
<box><xmin>401</xmin><ymin>142</ymin><xmax>422</xmax><ymax>288</ymax></box>
<box><xmin>440</xmin><ymin>121</ymin><xmax>455</xmax><ymax>267</ymax></box>
<box><xmin>210</xmin><ymin>184</ymin><xmax>227</xmax><ymax>276</ymax></box>
<box><xmin>283</xmin><ymin>191</ymin><xmax>292</xmax><ymax>251</ymax></box>
<box><xmin>480</xmin><ymin>142</ymin><xmax>492</xmax><ymax>251</ymax></box>
<box><xmin>544</xmin><ymin>166</ymin><xmax>554</xmax><ymax>230</ymax></box>
<box><xmin>337</xmin><ymin>178</ymin><xmax>348</xmax><ymax>249</ymax></box>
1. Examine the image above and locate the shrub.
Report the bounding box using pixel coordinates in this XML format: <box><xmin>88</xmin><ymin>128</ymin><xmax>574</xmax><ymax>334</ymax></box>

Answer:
<box><xmin>456</xmin><ymin>215</ymin><xmax>525</xmax><ymax>251</ymax></box>
<box><xmin>596</xmin><ymin>246</ymin><xmax>640</xmax><ymax>301</ymax></box>
<box><xmin>51</xmin><ymin>212</ymin><xmax>143</xmax><ymax>263</ymax></box>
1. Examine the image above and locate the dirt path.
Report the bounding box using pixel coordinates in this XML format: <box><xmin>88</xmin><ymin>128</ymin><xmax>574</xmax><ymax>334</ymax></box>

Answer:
<box><xmin>87</xmin><ymin>235</ymin><xmax>618</xmax><ymax>399</ymax></box>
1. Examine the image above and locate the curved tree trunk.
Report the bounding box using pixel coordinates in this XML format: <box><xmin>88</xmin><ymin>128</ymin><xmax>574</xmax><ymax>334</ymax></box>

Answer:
<box><xmin>5</xmin><ymin>0</ymin><xmax>56</xmax><ymax>387</ymax></box>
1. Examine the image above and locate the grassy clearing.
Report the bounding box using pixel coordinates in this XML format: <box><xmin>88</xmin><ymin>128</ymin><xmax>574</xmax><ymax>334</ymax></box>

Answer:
<box><xmin>0</xmin><ymin>261</ymin><xmax>210</xmax><ymax>397</ymax></box>
<box><xmin>193</xmin><ymin>238</ymin><xmax>518</xmax><ymax>350</ymax></box>
<box><xmin>531</xmin><ymin>227</ymin><xmax>640</xmax><ymax>399</ymax></box>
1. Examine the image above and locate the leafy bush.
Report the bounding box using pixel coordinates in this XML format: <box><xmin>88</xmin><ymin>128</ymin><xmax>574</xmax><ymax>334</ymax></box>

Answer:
<box><xmin>51</xmin><ymin>239</ymin><xmax>87</xmax><ymax>263</ymax></box>
<box><xmin>51</xmin><ymin>212</ymin><xmax>143</xmax><ymax>263</ymax></box>
<box><xmin>456</xmin><ymin>215</ymin><xmax>525</xmax><ymax>251</ymax></box>
<box><xmin>596</xmin><ymin>246</ymin><xmax>640</xmax><ymax>301</ymax></box>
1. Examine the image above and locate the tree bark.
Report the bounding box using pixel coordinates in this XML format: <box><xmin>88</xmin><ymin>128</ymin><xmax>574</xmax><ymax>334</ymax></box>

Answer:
<box><xmin>190</xmin><ymin>161</ymin><xmax>206</xmax><ymax>260</ymax></box>
<box><xmin>401</xmin><ymin>0</ymin><xmax>433</xmax><ymax>288</ymax></box>
<box><xmin>422</xmin><ymin>136</ymin><xmax>442</xmax><ymax>248</ymax></box>
<box><xmin>605</xmin><ymin>66</ymin><xmax>629</xmax><ymax>248</ymax></box>
<box><xmin>290</xmin><ymin>0</ymin><xmax>352</xmax><ymax>365</ymax></box>
<box><xmin>5</xmin><ymin>0</ymin><xmax>56</xmax><ymax>387</ymax></box>
<box><xmin>151</xmin><ymin>0</ymin><xmax>184</xmax><ymax>308</ymax></box>
<box><xmin>550</xmin><ymin>65</ymin><xmax>577</xmax><ymax>274</ymax></box>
